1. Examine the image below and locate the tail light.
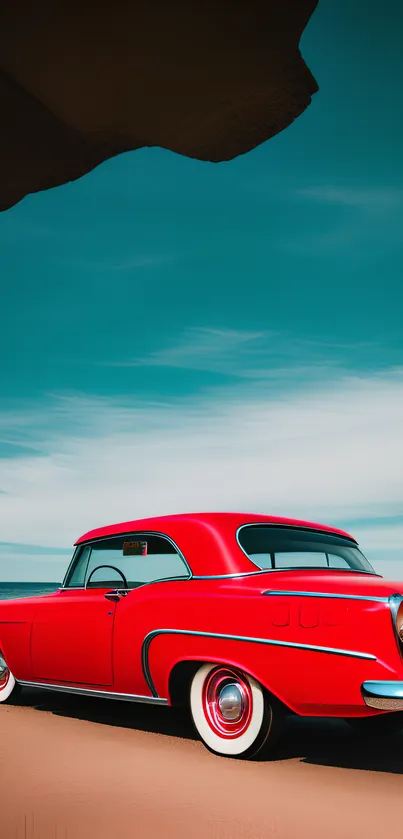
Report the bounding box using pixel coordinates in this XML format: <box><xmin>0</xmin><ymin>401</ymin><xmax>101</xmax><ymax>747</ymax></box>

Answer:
<box><xmin>389</xmin><ymin>594</ymin><xmax>403</xmax><ymax>653</ymax></box>
<box><xmin>398</xmin><ymin>605</ymin><xmax>403</xmax><ymax>643</ymax></box>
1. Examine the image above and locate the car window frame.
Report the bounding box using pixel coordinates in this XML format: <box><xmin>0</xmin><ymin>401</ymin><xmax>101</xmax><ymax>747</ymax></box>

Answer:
<box><xmin>235</xmin><ymin>522</ymin><xmax>377</xmax><ymax>575</ymax></box>
<box><xmin>61</xmin><ymin>530</ymin><xmax>193</xmax><ymax>590</ymax></box>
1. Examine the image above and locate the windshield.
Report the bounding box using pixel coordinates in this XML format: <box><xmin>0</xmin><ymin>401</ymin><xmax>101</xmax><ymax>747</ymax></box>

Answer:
<box><xmin>238</xmin><ymin>525</ymin><xmax>376</xmax><ymax>574</ymax></box>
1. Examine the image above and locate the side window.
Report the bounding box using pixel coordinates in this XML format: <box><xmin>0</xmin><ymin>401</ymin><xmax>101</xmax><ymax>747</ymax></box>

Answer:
<box><xmin>274</xmin><ymin>551</ymin><xmax>328</xmax><ymax>568</ymax></box>
<box><xmin>65</xmin><ymin>533</ymin><xmax>189</xmax><ymax>589</ymax></box>
<box><xmin>328</xmin><ymin>554</ymin><xmax>350</xmax><ymax>569</ymax></box>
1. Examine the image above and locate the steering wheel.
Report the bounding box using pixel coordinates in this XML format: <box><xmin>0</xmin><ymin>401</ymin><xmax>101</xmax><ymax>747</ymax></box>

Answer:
<box><xmin>85</xmin><ymin>564</ymin><xmax>128</xmax><ymax>589</ymax></box>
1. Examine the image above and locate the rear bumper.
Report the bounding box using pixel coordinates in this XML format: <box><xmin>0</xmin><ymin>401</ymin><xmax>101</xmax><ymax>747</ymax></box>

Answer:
<box><xmin>362</xmin><ymin>681</ymin><xmax>403</xmax><ymax>711</ymax></box>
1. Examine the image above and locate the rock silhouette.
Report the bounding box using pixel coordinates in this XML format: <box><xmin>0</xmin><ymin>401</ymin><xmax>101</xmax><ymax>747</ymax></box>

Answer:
<box><xmin>0</xmin><ymin>0</ymin><xmax>319</xmax><ymax>210</ymax></box>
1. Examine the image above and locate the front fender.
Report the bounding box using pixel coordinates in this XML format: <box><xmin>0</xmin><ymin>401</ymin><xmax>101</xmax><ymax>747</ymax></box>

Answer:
<box><xmin>0</xmin><ymin>599</ymin><xmax>35</xmax><ymax>680</ymax></box>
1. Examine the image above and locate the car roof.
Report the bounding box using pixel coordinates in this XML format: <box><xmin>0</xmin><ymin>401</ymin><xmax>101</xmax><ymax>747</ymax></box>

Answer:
<box><xmin>76</xmin><ymin>512</ymin><xmax>355</xmax><ymax>544</ymax></box>
<box><xmin>75</xmin><ymin>513</ymin><xmax>357</xmax><ymax>577</ymax></box>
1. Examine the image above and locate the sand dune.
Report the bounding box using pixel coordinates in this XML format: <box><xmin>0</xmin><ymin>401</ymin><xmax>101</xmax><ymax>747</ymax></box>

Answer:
<box><xmin>1</xmin><ymin>690</ymin><xmax>403</xmax><ymax>839</ymax></box>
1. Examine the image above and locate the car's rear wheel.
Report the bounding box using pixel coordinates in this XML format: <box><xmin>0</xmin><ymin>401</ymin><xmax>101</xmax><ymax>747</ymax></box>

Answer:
<box><xmin>347</xmin><ymin>712</ymin><xmax>403</xmax><ymax>738</ymax></box>
<box><xmin>0</xmin><ymin>653</ymin><xmax>20</xmax><ymax>703</ymax></box>
<box><xmin>189</xmin><ymin>663</ymin><xmax>282</xmax><ymax>759</ymax></box>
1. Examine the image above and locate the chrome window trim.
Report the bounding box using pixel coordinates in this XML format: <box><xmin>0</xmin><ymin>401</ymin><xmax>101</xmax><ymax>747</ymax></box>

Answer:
<box><xmin>17</xmin><ymin>680</ymin><xmax>168</xmax><ymax>705</ymax></box>
<box><xmin>61</xmin><ymin>546</ymin><xmax>81</xmax><ymax>588</ymax></box>
<box><xmin>61</xmin><ymin>529</ymin><xmax>193</xmax><ymax>589</ymax></box>
<box><xmin>253</xmin><ymin>567</ymin><xmax>380</xmax><ymax>576</ymax></box>
<box><xmin>236</xmin><ymin>521</ymin><xmax>359</xmax><ymax>548</ymax></box>
<box><xmin>263</xmin><ymin>589</ymin><xmax>390</xmax><ymax>603</ymax></box>
<box><xmin>59</xmin><ymin>575</ymin><xmax>191</xmax><ymax>592</ymax></box>
<box><xmin>235</xmin><ymin>522</ymin><xmax>379</xmax><ymax>575</ymax></box>
<box><xmin>141</xmin><ymin>628</ymin><xmax>376</xmax><ymax>697</ymax></box>
<box><xmin>191</xmin><ymin>569</ymin><xmax>382</xmax><ymax>580</ymax></box>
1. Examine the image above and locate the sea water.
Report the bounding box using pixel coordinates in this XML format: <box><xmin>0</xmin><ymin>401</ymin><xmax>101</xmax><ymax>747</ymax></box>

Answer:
<box><xmin>0</xmin><ymin>582</ymin><xmax>60</xmax><ymax>600</ymax></box>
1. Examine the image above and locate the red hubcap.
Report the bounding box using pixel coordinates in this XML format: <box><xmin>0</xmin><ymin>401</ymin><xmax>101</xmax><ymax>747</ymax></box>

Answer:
<box><xmin>202</xmin><ymin>666</ymin><xmax>253</xmax><ymax>738</ymax></box>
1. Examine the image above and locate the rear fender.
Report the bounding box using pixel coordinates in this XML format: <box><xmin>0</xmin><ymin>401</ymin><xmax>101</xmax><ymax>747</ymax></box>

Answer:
<box><xmin>144</xmin><ymin>629</ymin><xmax>396</xmax><ymax>717</ymax></box>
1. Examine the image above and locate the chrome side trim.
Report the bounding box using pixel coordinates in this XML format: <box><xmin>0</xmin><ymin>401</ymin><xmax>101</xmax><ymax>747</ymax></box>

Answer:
<box><xmin>192</xmin><ymin>571</ymin><xmax>276</xmax><ymax>580</ymax></box>
<box><xmin>362</xmin><ymin>680</ymin><xmax>403</xmax><ymax>711</ymax></box>
<box><xmin>17</xmin><ymin>680</ymin><xmax>168</xmax><ymax>705</ymax></box>
<box><xmin>263</xmin><ymin>589</ymin><xmax>390</xmax><ymax>603</ymax></box>
<box><xmin>141</xmin><ymin>628</ymin><xmax>376</xmax><ymax>697</ymax></box>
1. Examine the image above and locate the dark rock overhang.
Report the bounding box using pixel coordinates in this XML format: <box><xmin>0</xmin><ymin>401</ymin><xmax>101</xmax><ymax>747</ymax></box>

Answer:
<box><xmin>0</xmin><ymin>0</ymin><xmax>319</xmax><ymax>210</ymax></box>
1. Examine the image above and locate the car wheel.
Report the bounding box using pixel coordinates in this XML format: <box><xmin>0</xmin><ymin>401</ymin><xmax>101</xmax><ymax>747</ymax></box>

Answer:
<box><xmin>347</xmin><ymin>713</ymin><xmax>403</xmax><ymax>738</ymax></box>
<box><xmin>0</xmin><ymin>653</ymin><xmax>20</xmax><ymax>704</ymax></box>
<box><xmin>189</xmin><ymin>663</ymin><xmax>282</xmax><ymax>759</ymax></box>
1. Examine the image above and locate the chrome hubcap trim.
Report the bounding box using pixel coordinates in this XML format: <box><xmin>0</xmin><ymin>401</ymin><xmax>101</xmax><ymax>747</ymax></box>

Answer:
<box><xmin>0</xmin><ymin>654</ymin><xmax>10</xmax><ymax>688</ymax></box>
<box><xmin>218</xmin><ymin>682</ymin><xmax>244</xmax><ymax>721</ymax></box>
<box><xmin>202</xmin><ymin>667</ymin><xmax>253</xmax><ymax>738</ymax></box>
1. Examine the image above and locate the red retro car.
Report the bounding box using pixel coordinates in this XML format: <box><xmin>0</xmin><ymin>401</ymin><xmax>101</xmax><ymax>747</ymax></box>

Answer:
<box><xmin>1</xmin><ymin>512</ymin><xmax>403</xmax><ymax>759</ymax></box>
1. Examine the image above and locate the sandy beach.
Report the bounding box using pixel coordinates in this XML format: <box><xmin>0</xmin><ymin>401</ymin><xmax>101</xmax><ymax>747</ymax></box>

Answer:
<box><xmin>1</xmin><ymin>688</ymin><xmax>403</xmax><ymax>839</ymax></box>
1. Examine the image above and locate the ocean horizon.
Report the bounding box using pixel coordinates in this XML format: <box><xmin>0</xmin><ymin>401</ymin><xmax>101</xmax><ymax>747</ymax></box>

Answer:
<box><xmin>1</xmin><ymin>561</ymin><xmax>403</xmax><ymax>601</ymax></box>
<box><xmin>0</xmin><ymin>582</ymin><xmax>60</xmax><ymax>600</ymax></box>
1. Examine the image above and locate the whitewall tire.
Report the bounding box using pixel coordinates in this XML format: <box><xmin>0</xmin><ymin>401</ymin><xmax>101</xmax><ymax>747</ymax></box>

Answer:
<box><xmin>0</xmin><ymin>654</ymin><xmax>19</xmax><ymax>703</ymax></box>
<box><xmin>189</xmin><ymin>663</ymin><xmax>281</xmax><ymax>759</ymax></box>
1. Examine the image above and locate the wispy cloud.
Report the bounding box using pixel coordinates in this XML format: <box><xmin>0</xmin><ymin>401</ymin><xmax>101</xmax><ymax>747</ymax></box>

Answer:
<box><xmin>295</xmin><ymin>186</ymin><xmax>403</xmax><ymax>209</ymax></box>
<box><xmin>99</xmin><ymin>327</ymin><xmax>379</xmax><ymax>380</ymax></box>
<box><xmin>136</xmin><ymin>327</ymin><xmax>266</xmax><ymax>366</ymax></box>
<box><xmin>64</xmin><ymin>251</ymin><xmax>186</xmax><ymax>272</ymax></box>
<box><xmin>0</xmin><ymin>368</ymin><xmax>403</xmax><ymax>565</ymax></box>
<box><xmin>279</xmin><ymin>185</ymin><xmax>403</xmax><ymax>253</ymax></box>
<box><xmin>103</xmin><ymin>327</ymin><xmax>269</xmax><ymax>375</ymax></box>
<box><xmin>351</xmin><ymin>524</ymin><xmax>403</xmax><ymax>552</ymax></box>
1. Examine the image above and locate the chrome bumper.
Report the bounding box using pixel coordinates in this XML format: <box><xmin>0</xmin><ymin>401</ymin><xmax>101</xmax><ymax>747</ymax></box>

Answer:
<box><xmin>362</xmin><ymin>681</ymin><xmax>403</xmax><ymax>711</ymax></box>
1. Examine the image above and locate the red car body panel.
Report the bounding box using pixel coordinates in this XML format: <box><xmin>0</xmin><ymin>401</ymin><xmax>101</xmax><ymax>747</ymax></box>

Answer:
<box><xmin>30</xmin><ymin>590</ymin><xmax>116</xmax><ymax>685</ymax></box>
<box><xmin>1</xmin><ymin>512</ymin><xmax>402</xmax><ymax>718</ymax></box>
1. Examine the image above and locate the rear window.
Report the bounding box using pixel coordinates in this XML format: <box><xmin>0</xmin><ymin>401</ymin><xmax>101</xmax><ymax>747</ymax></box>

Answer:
<box><xmin>238</xmin><ymin>525</ymin><xmax>376</xmax><ymax>574</ymax></box>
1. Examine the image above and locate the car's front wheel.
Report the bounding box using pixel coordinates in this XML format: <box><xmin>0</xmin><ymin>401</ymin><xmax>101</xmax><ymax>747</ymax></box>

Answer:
<box><xmin>0</xmin><ymin>653</ymin><xmax>20</xmax><ymax>704</ymax></box>
<box><xmin>189</xmin><ymin>663</ymin><xmax>282</xmax><ymax>759</ymax></box>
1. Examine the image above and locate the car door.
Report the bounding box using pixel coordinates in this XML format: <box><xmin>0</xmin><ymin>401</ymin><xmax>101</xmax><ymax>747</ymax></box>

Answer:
<box><xmin>30</xmin><ymin>531</ymin><xmax>190</xmax><ymax>689</ymax></box>
<box><xmin>109</xmin><ymin>531</ymin><xmax>192</xmax><ymax>694</ymax></box>
<box><xmin>30</xmin><ymin>588</ymin><xmax>118</xmax><ymax>685</ymax></box>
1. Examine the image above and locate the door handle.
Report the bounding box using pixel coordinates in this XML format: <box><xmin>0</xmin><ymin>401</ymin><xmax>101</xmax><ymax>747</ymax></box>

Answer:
<box><xmin>104</xmin><ymin>591</ymin><xmax>121</xmax><ymax>602</ymax></box>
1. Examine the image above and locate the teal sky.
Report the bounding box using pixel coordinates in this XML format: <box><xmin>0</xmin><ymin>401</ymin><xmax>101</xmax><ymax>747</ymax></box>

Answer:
<box><xmin>1</xmin><ymin>0</ymin><xmax>403</xmax><ymax>581</ymax></box>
